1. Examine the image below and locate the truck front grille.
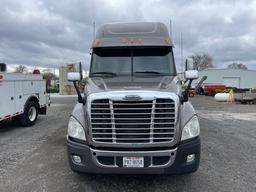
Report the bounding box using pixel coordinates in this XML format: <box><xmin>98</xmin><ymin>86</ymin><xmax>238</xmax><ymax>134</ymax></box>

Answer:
<box><xmin>90</xmin><ymin>98</ymin><xmax>176</xmax><ymax>144</ymax></box>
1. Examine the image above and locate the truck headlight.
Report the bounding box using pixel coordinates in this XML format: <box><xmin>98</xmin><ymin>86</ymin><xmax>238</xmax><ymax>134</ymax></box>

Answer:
<box><xmin>181</xmin><ymin>116</ymin><xmax>200</xmax><ymax>141</ymax></box>
<box><xmin>68</xmin><ymin>116</ymin><xmax>86</xmax><ymax>141</ymax></box>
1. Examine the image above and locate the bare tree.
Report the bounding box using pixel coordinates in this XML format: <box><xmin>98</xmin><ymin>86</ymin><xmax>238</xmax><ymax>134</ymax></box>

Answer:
<box><xmin>191</xmin><ymin>54</ymin><xmax>214</xmax><ymax>71</ymax></box>
<box><xmin>227</xmin><ymin>63</ymin><xmax>247</xmax><ymax>70</ymax></box>
<box><xmin>14</xmin><ymin>65</ymin><xmax>28</xmax><ymax>73</ymax></box>
<box><xmin>42</xmin><ymin>70</ymin><xmax>58</xmax><ymax>90</ymax></box>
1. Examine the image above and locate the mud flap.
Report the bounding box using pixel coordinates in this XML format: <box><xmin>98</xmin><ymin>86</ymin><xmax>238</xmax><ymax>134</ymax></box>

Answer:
<box><xmin>38</xmin><ymin>106</ymin><xmax>47</xmax><ymax>115</ymax></box>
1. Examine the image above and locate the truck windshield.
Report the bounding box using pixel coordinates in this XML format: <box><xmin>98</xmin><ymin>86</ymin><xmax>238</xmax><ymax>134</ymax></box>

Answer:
<box><xmin>90</xmin><ymin>47</ymin><xmax>176</xmax><ymax>77</ymax></box>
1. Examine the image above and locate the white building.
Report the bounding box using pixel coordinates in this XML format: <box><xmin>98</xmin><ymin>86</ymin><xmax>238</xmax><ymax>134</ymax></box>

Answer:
<box><xmin>197</xmin><ymin>68</ymin><xmax>256</xmax><ymax>89</ymax></box>
<box><xmin>59</xmin><ymin>65</ymin><xmax>76</xmax><ymax>95</ymax></box>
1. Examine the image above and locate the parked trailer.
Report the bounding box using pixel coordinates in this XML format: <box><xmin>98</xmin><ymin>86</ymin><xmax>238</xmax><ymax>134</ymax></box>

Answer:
<box><xmin>234</xmin><ymin>92</ymin><xmax>256</xmax><ymax>104</ymax></box>
<box><xmin>204</xmin><ymin>85</ymin><xmax>226</xmax><ymax>96</ymax></box>
<box><xmin>0</xmin><ymin>73</ymin><xmax>49</xmax><ymax>126</ymax></box>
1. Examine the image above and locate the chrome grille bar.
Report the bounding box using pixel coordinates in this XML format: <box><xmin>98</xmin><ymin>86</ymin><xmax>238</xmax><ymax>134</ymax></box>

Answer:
<box><xmin>150</xmin><ymin>99</ymin><xmax>156</xmax><ymax>143</ymax></box>
<box><xmin>109</xmin><ymin>100</ymin><xmax>116</xmax><ymax>143</ymax></box>
<box><xmin>91</xmin><ymin>112</ymin><xmax>173</xmax><ymax>115</ymax></box>
<box><xmin>91</xmin><ymin>122</ymin><xmax>175</xmax><ymax>125</ymax></box>
<box><xmin>91</xmin><ymin>117</ymin><xmax>175</xmax><ymax>120</ymax></box>
<box><xmin>92</xmin><ymin>127</ymin><xmax>175</xmax><ymax>130</ymax></box>
<box><xmin>92</xmin><ymin>132</ymin><xmax>174</xmax><ymax>135</ymax></box>
<box><xmin>91</xmin><ymin>137</ymin><xmax>174</xmax><ymax>140</ymax></box>
<box><xmin>91</xmin><ymin>107</ymin><xmax>174</xmax><ymax>110</ymax></box>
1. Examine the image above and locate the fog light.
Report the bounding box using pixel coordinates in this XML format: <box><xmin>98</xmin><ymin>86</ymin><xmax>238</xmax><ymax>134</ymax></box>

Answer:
<box><xmin>73</xmin><ymin>155</ymin><xmax>82</xmax><ymax>163</ymax></box>
<box><xmin>186</xmin><ymin>154</ymin><xmax>195</xmax><ymax>163</ymax></box>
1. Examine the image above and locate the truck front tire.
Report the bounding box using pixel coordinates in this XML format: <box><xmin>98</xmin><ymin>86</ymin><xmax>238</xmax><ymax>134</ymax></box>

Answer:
<box><xmin>21</xmin><ymin>101</ymin><xmax>39</xmax><ymax>126</ymax></box>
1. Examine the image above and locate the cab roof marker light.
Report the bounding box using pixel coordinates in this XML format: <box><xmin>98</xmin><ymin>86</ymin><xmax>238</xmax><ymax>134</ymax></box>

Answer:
<box><xmin>165</xmin><ymin>37</ymin><xmax>171</xmax><ymax>44</ymax></box>
<box><xmin>122</xmin><ymin>37</ymin><xmax>128</xmax><ymax>44</ymax></box>
<box><xmin>95</xmin><ymin>39</ymin><xmax>101</xmax><ymax>46</ymax></box>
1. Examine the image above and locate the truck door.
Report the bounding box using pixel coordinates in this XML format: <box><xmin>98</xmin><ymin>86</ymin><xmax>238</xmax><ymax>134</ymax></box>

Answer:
<box><xmin>38</xmin><ymin>80</ymin><xmax>47</xmax><ymax>106</ymax></box>
<box><xmin>0</xmin><ymin>80</ymin><xmax>15</xmax><ymax>118</ymax></box>
<box><xmin>14</xmin><ymin>81</ymin><xmax>24</xmax><ymax>113</ymax></box>
<box><xmin>22</xmin><ymin>80</ymin><xmax>39</xmax><ymax>94</ymax></box>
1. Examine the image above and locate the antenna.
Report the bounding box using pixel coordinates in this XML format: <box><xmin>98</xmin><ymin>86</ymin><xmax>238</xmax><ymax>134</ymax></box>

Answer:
<box><xmin>93</xmin><ymin>22</ymin><xmax>96</xmax><ymax>41</ymax></box>
<box><xmin>169</xmin><ymin>19</ymin><xmax>173</xmax><ymax>38</ymax></box>
<box><xmin>181</xmin><ymin>32</ymin><xmax>183</xmax><ymax>74</ymax></box>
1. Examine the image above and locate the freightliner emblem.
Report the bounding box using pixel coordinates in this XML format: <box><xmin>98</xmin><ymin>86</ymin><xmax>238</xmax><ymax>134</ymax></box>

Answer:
<box><xmin>123</xmin><ymin>95</ymin><xmax>142</xmax><ymax>101</ymax></box>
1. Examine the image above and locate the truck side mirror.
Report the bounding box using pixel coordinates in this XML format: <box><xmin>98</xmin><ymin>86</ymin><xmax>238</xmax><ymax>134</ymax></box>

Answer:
<box><xmin>184</xmin><ymin>70</ymin><xmax>199</xmax><ymax>80</ymax></box>
<box><xmin>185</xmin><ymin>58</ymin><xmax>194</xmax><ymax>71</ymax></box>
<box><xmin>67</xmin><ymin>72</ymin><xmax>84</xmax><ymax>104</ymax></box>
<box><xmin>181</xmin><ymin>58</ymin><xmax>199</xmax><ymax>104</ymax></box>
<box><xmin>67</xmin><ymin>72</ymin><xmax>81</xmax><ymax>82</ymax></box>
<box><xmin>185</xmin><ymin>58</ymin><xmax>198</xmax><ymax>80</ymax></box>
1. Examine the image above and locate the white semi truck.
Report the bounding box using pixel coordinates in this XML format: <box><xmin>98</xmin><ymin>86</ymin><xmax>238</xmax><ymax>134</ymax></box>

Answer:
<box><xmin>0</xmin><ymin>72</ymin><xmax>49</xmax><ymax>126</ymax></box>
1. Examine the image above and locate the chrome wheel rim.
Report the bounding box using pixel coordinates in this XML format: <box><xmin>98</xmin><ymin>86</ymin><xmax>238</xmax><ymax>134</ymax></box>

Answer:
<box><xmin>28</xmin><ymin>106</ymin><xmax>37</xmax><ymax>121</ymax></box>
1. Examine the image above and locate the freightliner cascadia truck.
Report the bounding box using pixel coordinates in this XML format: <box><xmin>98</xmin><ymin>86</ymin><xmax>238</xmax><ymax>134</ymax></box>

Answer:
<box><xmin>66</xmin><ymin>22</ymin><xmax>200</xmax><ymax>174</ymax></box>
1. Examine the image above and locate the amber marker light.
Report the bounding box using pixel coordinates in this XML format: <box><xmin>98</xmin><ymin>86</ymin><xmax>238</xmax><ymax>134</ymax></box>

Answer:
<box><xmin>165</xmin><ymin>37</ymin><xmax>171</xmax><ymax>44</ymax></box>
<box><xmin>122</xmin><ymin>37</ymin><xmax>128</xmax><ymax>44</ymax></box>
<box><xmin>138</xmin><ymin>38</ymin><xmax>142</xmax><ymax>44</ymax></box>
<box><xmin>95</xmin><ymin>38</ymin><xmax>101</xmax><ymax>46</ymax></box>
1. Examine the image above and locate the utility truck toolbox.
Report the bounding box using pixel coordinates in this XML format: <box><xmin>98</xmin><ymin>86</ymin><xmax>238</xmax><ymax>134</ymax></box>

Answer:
<box><xmin>67</xmin><ymin>22</ymin><xmax>201</xmax><ymax>174</ymax></box>
<box><xmin>0</xmin><ymin>73</ymin><xmax>48</xmax><ymax>126</ymax></box>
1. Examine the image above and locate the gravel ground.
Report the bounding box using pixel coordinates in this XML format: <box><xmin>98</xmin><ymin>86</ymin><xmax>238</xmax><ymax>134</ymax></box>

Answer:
<box><xmin>0</xmin><ymin>96</ymin><xmax>256</xmax><ymax>192</ymax></box>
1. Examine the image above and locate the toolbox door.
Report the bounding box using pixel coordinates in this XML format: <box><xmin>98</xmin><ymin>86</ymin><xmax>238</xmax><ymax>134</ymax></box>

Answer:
<box><xmin>0</xmin><ymin>80</ymin><xmax>16</xmax><ymax>118</ymax></box>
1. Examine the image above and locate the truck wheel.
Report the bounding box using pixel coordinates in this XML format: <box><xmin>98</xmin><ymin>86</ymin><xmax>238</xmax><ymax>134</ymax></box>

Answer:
<box><xmin>20</xmin><ymin>101</ymin><xmax>39</xmax><ymax>126</ymax></box>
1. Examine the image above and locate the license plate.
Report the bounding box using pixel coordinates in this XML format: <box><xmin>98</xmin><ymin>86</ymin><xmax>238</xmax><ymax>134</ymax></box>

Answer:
<box><xmin>123</xmin><ymin>157</ymin><xmax>144</xmax><ymax>168</ymax></box>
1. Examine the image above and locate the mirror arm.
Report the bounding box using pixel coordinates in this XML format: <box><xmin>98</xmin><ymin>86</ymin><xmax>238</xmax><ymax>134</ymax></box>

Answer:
<box><xmin>181</xmin><ymin>79</ymin><xmax>193</xmax><ymax>104</ymax></box>
<box><xmin>72</xmin><ymin>81</ymin><xmax>84</xmax><ymax>104</ymax></box>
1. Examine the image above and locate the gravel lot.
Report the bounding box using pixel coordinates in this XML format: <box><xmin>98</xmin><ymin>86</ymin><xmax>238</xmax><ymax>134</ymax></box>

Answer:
<box><xmin>0</xmin><ymin>96</ymin><xmax>256</xmax><ymax>192</ymax></box>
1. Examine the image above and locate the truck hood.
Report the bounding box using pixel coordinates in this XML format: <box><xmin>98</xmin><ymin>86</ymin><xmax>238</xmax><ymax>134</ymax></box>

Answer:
<box><xmin>86</xmin><ymin>76</ymin><xmax>182</xmax><ymax>95</ymax></box>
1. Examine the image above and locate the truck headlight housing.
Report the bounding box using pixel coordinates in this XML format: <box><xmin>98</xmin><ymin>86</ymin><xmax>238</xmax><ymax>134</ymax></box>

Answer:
<box><xmin>181</xmin><ymin>116</ymin><xmax>200</xmax><ymax>141</ymax></box>
<box><xmin>68</xmin><ymin>116</ymin><xmax>86</xmax><ymax>141</ymax></box>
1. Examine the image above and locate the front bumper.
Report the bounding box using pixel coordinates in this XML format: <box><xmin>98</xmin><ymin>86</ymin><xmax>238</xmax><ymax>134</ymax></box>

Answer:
<box><xmin>67</xmin><ymin>137</ymin><xmax>200</xmax><ymax>174</ymax></box>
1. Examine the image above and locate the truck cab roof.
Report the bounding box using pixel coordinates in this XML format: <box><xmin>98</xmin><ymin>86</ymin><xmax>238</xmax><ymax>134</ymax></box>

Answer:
<box><xmin>92</xmin><ymin>22</ymin><xmax>173</xmax><ymax>48</ymax></box>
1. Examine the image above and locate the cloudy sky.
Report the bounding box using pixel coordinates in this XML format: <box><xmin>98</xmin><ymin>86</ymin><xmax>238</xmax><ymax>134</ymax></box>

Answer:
<box><xmin>0</xmin><ymin>0</ymin><xmax>256</xmax><ymax>72</ymax></box>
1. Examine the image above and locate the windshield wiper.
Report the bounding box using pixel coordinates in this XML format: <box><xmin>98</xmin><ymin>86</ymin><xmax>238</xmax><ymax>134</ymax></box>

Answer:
<box><xmin>134</xmin><ymin>71</ymin><xmax>163</xmax><ymax>75</ymax></box>
<box><xmin>91</xmin><ymin>72</ymin><xmax>117</xmax><ymax>77</ymax></box>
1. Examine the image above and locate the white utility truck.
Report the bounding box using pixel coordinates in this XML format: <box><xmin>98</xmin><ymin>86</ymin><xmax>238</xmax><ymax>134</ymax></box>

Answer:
<box><xmin>0</xmin><ymin>73</ymin><xmax>49</xmax><ymax>126</ymax></box>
